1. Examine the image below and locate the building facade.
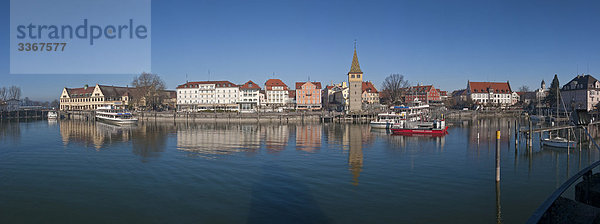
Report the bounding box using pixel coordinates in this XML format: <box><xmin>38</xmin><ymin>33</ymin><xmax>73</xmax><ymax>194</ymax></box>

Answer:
<box><xmin>296</xmin><ymin>81</ymin><xmax>322</xmax><ymax>110</ymax></box>
<box><xmin>264</xmin><ymin>79</ymin><xmax>290</xmax><ymax>110</ymax></box>
<box><xmin>361</xmin><ymin>81</ymin><xmax>380</xmax><ymax>105</ymax></box>
<box><xmin>348</xmin><ymin>48</ymin><xmax>363</xmax><ymax>112</ymax></box>
<box><xmin>239</xmin><ymin>80</ymin><xmax>261</xmax><ymax>112</ymax></box>
<box><xmin>60</xmin><ymin>84</ymin><xmax>134</xmax><ymax>111</ymax></box>
<box><xmin>402</xmin><ymin>85</ymin><xmax>441</xmax><ymax>103</ymax></box>
<box><xmin>561</xmin><ymin>74</ymin><xmax>600</xmax><ymax>111</ymax></box>
<box><xmin>466</xmin><ymin>81</ymin><xmax>514</xmax><ymax>106</ymax></box>
<box><xmin>176</xmin><ymin>81</ymin><xmax>239</xmax><ymax>111</ymax></box>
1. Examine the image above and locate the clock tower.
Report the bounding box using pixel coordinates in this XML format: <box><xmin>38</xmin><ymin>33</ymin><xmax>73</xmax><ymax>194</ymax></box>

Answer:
<box><xmin>348</xmin><ymin>46</ymin><xmax>363</xmax><ymax>112</ymax></box>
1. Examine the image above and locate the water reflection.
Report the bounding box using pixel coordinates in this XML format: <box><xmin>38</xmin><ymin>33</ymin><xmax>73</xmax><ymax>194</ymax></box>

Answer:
<box><xmin>347</xmin><ymin>125</ymin><xmax>364</xmax><ymax>186</ymax></box>
<box><xmin>60</xmin><ymin>121</ymin><xmax>132</xmax><ymax>149</ymax></box>
<box><xmin>295</xmin><ymin>125</ymin><xmax>322</xmax><ymax>152</ymax></box>
<box><xmin>132</xmin><ymin>124</ymin><xmax>175</xmax><ymax>161</ymax></box>
<box><xmin>177</xmin><ymin>123</ymin><xmax>262</xmax><ymax>159</ymax></box>
<box><xmin>59</xmin><ymin>120</ymin><xmax>173</xmax><ymax>160</ymax></box>
<box><xmin>0</xmin><ymin>121</ymin><xmax>20</xmax><ymax>142</ymax></box>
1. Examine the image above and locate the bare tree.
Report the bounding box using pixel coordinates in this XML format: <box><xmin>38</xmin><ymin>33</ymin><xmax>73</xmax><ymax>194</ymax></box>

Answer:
<box><xmin>0</xmin><ymin>87</ymin><xmax>6</xmax><ymax>101</ymax></box>
<box><xmin>8</xmin><ymin>86</ymin><xmax>21</xmax><ymax>100</ymax></box>
<box><xmin>518</xmin><ymin>85</ymin><xmax>530</xmax><ymax>92</ymax></box>
<box><xmin>381</xmin><ymin>74</ymin><xmax>410</xmax><ymax>104</ymax></box>
<box><xmin>131</xmin><ymin>72</ymin><xmax>166</xmax><ymax>111</ymax></box>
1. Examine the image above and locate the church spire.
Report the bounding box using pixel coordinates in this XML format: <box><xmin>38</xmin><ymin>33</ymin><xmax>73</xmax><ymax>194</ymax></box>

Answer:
<box><xmin>349</xmin><ymin>41</ymin><xmax>362</xmax><ymax>73</ymax></box>
<box><xmin>349</xmin><ymin>48</ymin><xmax>362</xmax><ymax>73</ymax></box>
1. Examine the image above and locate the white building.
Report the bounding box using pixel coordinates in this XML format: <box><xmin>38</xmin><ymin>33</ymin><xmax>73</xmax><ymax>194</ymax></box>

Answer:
<box><xmin>238</xmin><ymin>80</ymin><xmax>261</xmax><ymax>112</ymax></box>
<box><xmin>561</xmin><ymin>74</ymin><xmax>600</xmax><ymax>111</ymax></box>
<box><xmin>264</xmin><ymin>79</ymin><xmax>290</xmax><ymax>110</ymax></box>
<box><xmin>466</xmin><ymin>81</ymin><xmax>515</xmax><ymax>106</ymax></box>
<box><xmin>177</xmin><ymin>81</ymin><xmax>239</xmax><ymax>111</ymax></box>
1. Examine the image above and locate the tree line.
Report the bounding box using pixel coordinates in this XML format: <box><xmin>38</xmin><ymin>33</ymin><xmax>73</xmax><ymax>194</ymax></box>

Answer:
<box><xmin>0</xmin><ymin>86</ymin><xmax>22</xmax><ymax>101</ymax></box>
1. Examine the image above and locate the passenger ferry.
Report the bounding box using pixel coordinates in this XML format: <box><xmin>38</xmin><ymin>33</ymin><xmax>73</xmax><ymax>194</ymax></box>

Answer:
<box><xmin>370</xmin><ymin>112</ymin><xmax>405</xmax><ymax>129</ymax></box>
<box><xmin>47</xmin><ymin>111</ymin><xmax>58</xmax><ymax>119</ymax></box>
<box><xmin>95</xmin><ymin>106</ymin><xmax>138</xmax><ymax>125</ymax></box>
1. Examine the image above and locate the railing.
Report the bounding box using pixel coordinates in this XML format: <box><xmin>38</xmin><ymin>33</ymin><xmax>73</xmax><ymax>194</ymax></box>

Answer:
<box><xmin>526</xmin><ymin>127</ymin><xmax>600</xmax><ymax>224</ymax></box>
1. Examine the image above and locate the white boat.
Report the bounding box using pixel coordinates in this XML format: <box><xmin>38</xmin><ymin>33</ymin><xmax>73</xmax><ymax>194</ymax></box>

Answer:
<box><xmin>370</xmin><ymin>113</ymin><xmax>404</xmax><ymax>129</ymax></box>
<box><xmin>47</xmin><ymin>111</ymin><xmax>58</xmax><ymax>119</ymax></box>
<box><xmin>96</xmin><ymin>106</ymin><xmax>138</xmax><ymax>125</ymax></box>
<box><xmin>542</xmin><ymin>137</ymin><xmax>576</xmax><ymax>148</ymax></box>
<box><xmin>392</xmin><ymin>101</ymin><xmax>430</xmax><ymax>122</ymax></box>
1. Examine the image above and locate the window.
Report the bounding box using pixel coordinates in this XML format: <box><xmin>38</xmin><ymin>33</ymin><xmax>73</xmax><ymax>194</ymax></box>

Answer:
<box><xmin>351</xmin><ymin>75</ymin><xmax>355</xmax><ymax>78</ymax></box>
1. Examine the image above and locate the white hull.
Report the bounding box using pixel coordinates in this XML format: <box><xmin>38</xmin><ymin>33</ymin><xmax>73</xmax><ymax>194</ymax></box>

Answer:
<box><xmin>96</xmin><ymin>115</ymin><xmax>138</xmax><ymax>125</ymax></box>
<box><xmin>47</xmin><ymin>111</ymin><xmax>58</xmax><ymax>119</ymax></box>
<box><xmin>542</xmin><ymin>138</ymin><xmax>576</xmax><ymax>148</ymax></box>
<box><xmin>370</xmin><ymin>121</ymin><xmax>392</xmax><ymax>129</ymax></box>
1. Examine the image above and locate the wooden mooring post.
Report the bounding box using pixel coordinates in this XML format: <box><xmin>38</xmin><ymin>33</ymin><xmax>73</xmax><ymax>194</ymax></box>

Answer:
<box><xmin>496</xmin><ymin>130</ymin><xmax>501</xmax><ymax>182</ymax></box>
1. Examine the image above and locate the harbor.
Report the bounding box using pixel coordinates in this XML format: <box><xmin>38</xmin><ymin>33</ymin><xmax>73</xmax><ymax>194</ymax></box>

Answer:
<box><xmin>1</xmin><ymin>118</ymin><xmax>599</xmax><ymax>223</ymax></box>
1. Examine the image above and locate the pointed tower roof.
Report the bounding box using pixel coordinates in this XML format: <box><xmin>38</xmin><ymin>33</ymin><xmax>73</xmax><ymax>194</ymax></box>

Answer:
<box><xmin>349</xmin><ymin>48</ymin><xmax>362</xmax><ymax>73</ymax></box>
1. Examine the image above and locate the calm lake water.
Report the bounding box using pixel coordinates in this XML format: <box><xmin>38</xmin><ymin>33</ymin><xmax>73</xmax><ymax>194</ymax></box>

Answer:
<box><xmin>1</xmin><ymin>119</ymin><xmax>598</xmax><ymax>223</ymax></box>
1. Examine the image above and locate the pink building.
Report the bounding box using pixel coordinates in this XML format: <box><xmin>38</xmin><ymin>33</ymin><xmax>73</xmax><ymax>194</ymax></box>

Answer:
<box><xmin>295</xmin><ymin>81</ymin><xmax>322</xmax><ymax>110</ymax></box>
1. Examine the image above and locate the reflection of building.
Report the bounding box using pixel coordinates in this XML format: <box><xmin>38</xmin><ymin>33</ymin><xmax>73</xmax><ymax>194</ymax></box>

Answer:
<box><xmin>0</xmin><ymin>121</ymin><xmax>20</xmax><ymax>141</ymax></box>
<box><xmin>177</xmin><ymin>124</ymin><xmax>260</xmax><ymax>157</ymax></box>
<box><xmin>347</xmin><ymin>125</ymin><xmax>364</xmax><ymax>186</ymax></box>
<box><xmin>262</xmin><ymin>125</ymin><xmax>290</xmax><ymax>152</ymax></box>
<box><xmin>295</xmin><ymin>125</ymin><xmax>322</xmax><ymax>152</ymax></box>
<box><xmin>59</xmin><ymin>120</ymin><xmax>132</xmax><ymax>149</ymax></box>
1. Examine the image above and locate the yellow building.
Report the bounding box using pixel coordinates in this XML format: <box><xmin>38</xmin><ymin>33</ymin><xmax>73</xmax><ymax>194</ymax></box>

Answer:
<box><xmin>59</xmin><ymin>84</ymin><xmax>133</xmax><ymax>111</ymax></box>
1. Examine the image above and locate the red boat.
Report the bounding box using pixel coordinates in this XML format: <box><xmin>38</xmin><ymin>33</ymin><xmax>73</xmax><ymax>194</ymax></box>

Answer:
<box><xmin>390</xmin><ymin>119</ymin><xmax>448</xmax><ymax>136</ymax></box>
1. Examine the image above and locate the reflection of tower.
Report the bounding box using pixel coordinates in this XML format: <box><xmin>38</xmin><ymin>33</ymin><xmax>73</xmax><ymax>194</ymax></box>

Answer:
<box><xmin>347</xmin><ymin>125</ymin><xmax>363</xmax><ymax>185</ymax></box>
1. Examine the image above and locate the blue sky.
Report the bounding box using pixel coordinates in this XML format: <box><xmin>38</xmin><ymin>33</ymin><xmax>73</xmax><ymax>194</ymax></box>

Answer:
<box><xmin>2</xmin><ymin>0</ymin><xmax>600</xmax><ymax>101</ymax></box>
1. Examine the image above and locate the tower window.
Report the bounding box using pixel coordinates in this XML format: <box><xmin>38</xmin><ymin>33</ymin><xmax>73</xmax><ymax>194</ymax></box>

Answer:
<box><xmin>357</xmin><ymin>74</ymin><xmax>361</xmax><ymax>78</ymax></box>
<box><xmin>351</xmin><ymin>75</ymin><xmax>355</xmax><ymax>78</ymax></box>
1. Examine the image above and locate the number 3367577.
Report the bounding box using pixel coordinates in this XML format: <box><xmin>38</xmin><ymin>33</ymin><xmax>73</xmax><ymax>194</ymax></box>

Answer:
<box><xmin>17</xmin><ymin>43</ymin><xmax>67</xmax><ymax>51</ymax></box>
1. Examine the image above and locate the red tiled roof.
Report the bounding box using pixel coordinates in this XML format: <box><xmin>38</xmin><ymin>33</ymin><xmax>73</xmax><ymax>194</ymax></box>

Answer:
<box><xmin>439</xmin><ymin>91</ymin><xmax>447</xmax><ymax>96</ymax></box>
<box><xmin>468</xmin><ymin>81</ymin><xmax>512</xmax><ymax>94</ymax></box>
<box><xmin>362</xmin><ymin>81</ymin><xmax>379</xmax><ymax>93</ymax></box>
<box><xmin>240</xmin><ymin>80</ymin><xmax>261</xmax><ymax>90</ymax></box>
<box><xmin>295</xmin><ymin>81</ymin><xmax>322</xmax><ymax>89</ymax></box>
<box><xmin>265</xmin><ymin>79</ymin><xmax>288</xmax><ymax>90</ymax></box>
<box><xmin>288</xmin><ymin>90</ymin><xmax>296</xmax><ymax>98</ymax></box>
<box><xmin>66</xmin><ymin>86</ymin><xmax>95</xmax><ymax>96</ymax></box>
<box><xmin>177</xmin><ymin>81</ymin><xmax>238</xmax><ymax>89</ymax></box>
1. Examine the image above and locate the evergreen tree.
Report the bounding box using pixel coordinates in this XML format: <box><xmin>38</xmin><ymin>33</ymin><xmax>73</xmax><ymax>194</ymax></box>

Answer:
<box><xmin>544</xmin><ymin>74</ymin><xmax>560</xmax><ymax>108</ymax></box>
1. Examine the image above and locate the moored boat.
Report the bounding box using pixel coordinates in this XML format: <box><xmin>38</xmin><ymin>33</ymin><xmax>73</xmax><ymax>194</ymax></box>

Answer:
<box><xmin>370</xmin><ymin>113</ymin><xmax>404</xmax><ymax>129</ymax></box>
<box><xmin>47</xmin><ymin>111</ymin><xmax>58</xmax><ymax>119</ymax></box>
<box><xmin>541</xmin><ymin>137</ymin><xmax>576</xmax><ymax>148</ymax></box>
<box><xmin>390</xmin><ymin>119</ymin><xmax>448</xmax><ymax>135</ymax></box>
<box><xmin>96</xmin><ymin>106</ymin><xmax>138</xmax><ymax>125</ymax></box>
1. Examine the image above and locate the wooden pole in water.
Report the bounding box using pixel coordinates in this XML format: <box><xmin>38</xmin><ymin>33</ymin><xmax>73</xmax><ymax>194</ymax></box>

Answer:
<box><xmin>514</xmin><ymin>120</ymin><xmax>518</xmax><ymax>149</ymax></box>
<box><xmin>529</xmin><ymin>119</ymin><xmax>533</xmax><ymax>148</ymax></box>
<box><xmin>568</xmin><ymin>128</ymin><xmax>571</xmax><ymax>151</ymax></box>
<box><xmin>496</xmin><ymin>130</ymin><xmax>501</xmax><ymax>182</ymax></box>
